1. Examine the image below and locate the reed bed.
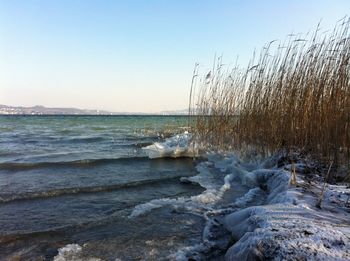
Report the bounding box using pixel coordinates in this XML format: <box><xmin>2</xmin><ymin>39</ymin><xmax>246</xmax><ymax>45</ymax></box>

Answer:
<box><xmin>191</xmin><ymin>18</ymin><xmax>350</xmax><ymax>176</ymax></box>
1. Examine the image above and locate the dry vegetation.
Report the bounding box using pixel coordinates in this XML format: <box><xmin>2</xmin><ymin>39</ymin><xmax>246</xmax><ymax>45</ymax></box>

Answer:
<box><xmin>190</xmin><ymin>18</ymin><xmax>350</xmax><ymax>177</ymax></box>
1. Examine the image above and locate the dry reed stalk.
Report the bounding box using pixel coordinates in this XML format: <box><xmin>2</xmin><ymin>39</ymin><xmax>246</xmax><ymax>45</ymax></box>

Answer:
<box><xmin>192</xmin><ymin>18</ymin><xmax>350</xmax><ymax>179</ymax></box>
<box><xmin>289</xmin><ymin>162</ymin><xmax>297</xmax><ymax>186</ymax></box>
<box><xmin>316</xmin><ymin>161</ymin><xmax>334</xmax><ymax>208</ymax></box>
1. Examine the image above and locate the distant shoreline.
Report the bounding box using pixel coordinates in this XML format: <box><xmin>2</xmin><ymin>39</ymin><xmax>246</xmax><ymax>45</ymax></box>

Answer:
<box><xmin>0</xmin><ymin>104</ymin><xmax>189</xmax><ymax>116</ymax></box>
<box><xmin>0</xmin><ymin>114</ymin><xmax>190</xmax><ymax>116</ymax></box>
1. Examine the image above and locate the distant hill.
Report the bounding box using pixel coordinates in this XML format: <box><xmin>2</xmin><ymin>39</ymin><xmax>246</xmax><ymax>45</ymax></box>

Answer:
<box><xmin>0</xmin><ymin>104</ymin><xmax>190</xmax><ymax>115</ymax></box>
<box><xmin>0</xmin><ymin>104</ymin><xmax>115</xmax><ymax>115</ymax></box>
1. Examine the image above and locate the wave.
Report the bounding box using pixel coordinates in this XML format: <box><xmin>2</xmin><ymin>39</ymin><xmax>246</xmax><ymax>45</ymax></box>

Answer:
<box><xmin>142</xmin><ymin>132</ymin><xmax>199</xmax><ymax>159</ymax></box>
<box><xmin>0</xmin><ymin>152</ymin><xmax>21</xmax><ymax>157</ymax></box>
<box><xmin>0</xmin><ymin>157</ymin><xmax>150</xmax><ymax>171</ymax></box>
<box><xmin>57</xmin><ymin>133</ymin><xmax>159</xmax><ymax>144</ymax></box>
<box><xmin>57</xmin><ymin>136</ymin><xmax>106</xmax><ymax>143</ymax></box>
<box><xmin>121</xmin><ymin>141</ymin><xmax>154</xmax><ymax>148</ymax></box>
<box><xmin>0</xmin><ymin>176</ymin><xmax>188</xmax><ymax>203</ymax></box>
<box><xmin>0</xmin><ymin>210</ymin><xmax>125</xmax><ymax>243</ymax></box>
<box><xmin>137</xmin><ymin>141</ymin><xmax>154</xmax><ymax>147</ymax></box>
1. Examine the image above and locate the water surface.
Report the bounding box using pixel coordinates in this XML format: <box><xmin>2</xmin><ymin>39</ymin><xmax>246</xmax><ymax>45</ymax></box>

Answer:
<box><xmin>0</xmin><ymin>115</ymin><xmax>248</xmax><ymax>260</ymax></box>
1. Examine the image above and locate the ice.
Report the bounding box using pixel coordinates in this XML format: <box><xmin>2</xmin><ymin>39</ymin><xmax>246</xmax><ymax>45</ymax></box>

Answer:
<box><xmin>129</xmin><ymin>159</ymin><xmax>236</xmax><ymax>218</ymax></box>
<box><xmin>324</xmin><ymin>184</ymin><xmax>350</xmax><ymax>207</ymax></box>
<box><xmin>165</xmin><ymin>147</ymin><xmax>350</xmax><ymax>260</ymax></box>
<box><xmin>224</xmin><ymin>204</ymin><xmax>350</xmax><ymax>260</ymax></box>
<box><xmin>54</xmin><ymin>244</ymin><xmax>82</xmax><ymax>261</ymax></box>
<box><xmin>183</xmin><ymin>161</ymin><xmax>234</xmax><ymax>205</ymax></box>
<box><xmin>221</xmin><ymin>157</ymin><xmax>350</xmax><ymax>260</ymax></box>
<box><xmin>126</xmin><ymin>134</ymin><xmax>350</xmax><ymax>259</ymax></box>
<box><xmin>233</xmin><ymin>187</ymin><xmax>265</xmax><ymax>208</ymax></box>
<box><xmin>224</xmin><ymin>206</ymin><xmax>267</xmax><ymax>241</ymax></box>
<box><xmin>53</xmin><ymin>244</ymin><xmax>102</xmax><ymax>261</ymax></box>
<box><xmin>142</xmin><ymin>132</ymin><xmax>198</xmax><ymax>158</ymax></box>
<box><xmin>56</xmin><ymin>147</ymin><xmax>350</xmax><ymax>260</ymax></box>
<box><xmin>190</xmin><ymin>173</ymin><xmax>233</xmax><ymax>204</ymax></box>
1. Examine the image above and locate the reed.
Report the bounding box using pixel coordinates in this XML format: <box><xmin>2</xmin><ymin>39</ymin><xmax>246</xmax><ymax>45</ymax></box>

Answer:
<box><xmin>193</xmin><ymin>18</ymin><xmax>350</xmax><ymax>177</ymax></box>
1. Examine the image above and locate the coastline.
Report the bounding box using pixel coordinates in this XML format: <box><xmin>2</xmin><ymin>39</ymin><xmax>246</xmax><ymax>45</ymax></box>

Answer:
<box><xmin>53</xmin><ymin>151</ymin><xmax>350</xmax><ymax>260</ymax></box>
<box><xmin>55</xmin><ymin>133</ymin><xmax>350</xmax><ymax>260</ymax></box>
<box><xmin>220</xmin><ymin>156</ymin><xmax>350</xmax><ymax>260</ymax></box>
<box><xmin>141</xmin><ymin>135</ymin><xmax>350</xmax><ymax>260</ymax></box>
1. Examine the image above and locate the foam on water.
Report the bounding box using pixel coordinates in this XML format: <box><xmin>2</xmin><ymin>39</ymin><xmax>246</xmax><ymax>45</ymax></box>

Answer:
<box><xmin>129</xmin><ymin>197</ymin><xmax>187</xmax><ymax>218</ymax></box>
<box><xmin>50</xmin><ymin>135</ymin><xmax>277</xmax><ymax>259</ymax></box>
<box><xmin>129</xmin><ymin>159</ymin><xmax>237</xmax><ymax>218</ymax></box>
<box><xmin>142</xmin><ymin>131</ymin><xmax>198</xmax><ymax>158</ymax></box>
<box><xmin>2</xmin><ymin>117</ymin><xmax>208</xmax><ymax>260</ymax></box>
<box><xmin>54</xmin><ymin>244</ymin><xmax>102</xmax><ymax>261</ymax></box>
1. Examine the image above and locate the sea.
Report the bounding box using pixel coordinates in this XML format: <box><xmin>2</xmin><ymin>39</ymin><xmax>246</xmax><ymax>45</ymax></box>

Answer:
<box><xmin>0</xmin><ymin>115</ymin><xmax>249</xmax><ymax>260</ymax></box>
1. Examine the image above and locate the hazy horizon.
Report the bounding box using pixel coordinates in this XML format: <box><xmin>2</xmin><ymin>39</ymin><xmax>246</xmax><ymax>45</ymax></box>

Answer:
<box><xmin>1</xmin><ymin>0</ymin><xmax>349</xmax><ymax>112</ymax></box>
<box><xmin>0</xmin><ymin>103</ymin><xmax>188</xmax><ymax>113</ymax></box>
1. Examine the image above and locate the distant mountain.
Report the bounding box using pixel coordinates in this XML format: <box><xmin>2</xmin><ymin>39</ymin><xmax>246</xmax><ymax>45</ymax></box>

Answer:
<box><xmin>0</xmin><ymin>104</ymin><xmax>115</xmax><ymax>115</ymax></box>
<box><xmin>0</xmin><ymin>104</ymin><xmax>190</xmax><ymax>115</ymax></box>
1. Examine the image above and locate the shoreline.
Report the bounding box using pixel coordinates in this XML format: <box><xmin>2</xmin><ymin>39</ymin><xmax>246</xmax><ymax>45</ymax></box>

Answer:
<box><xmin>140</xmin><ymin>134</ymin><xmax>350</xmax><ymax>260</ymax></box>
<box><xmin>52</xmin><ymin>133</ymin><xmax>350</xmax><ymax>260</ymax></box>
<box><xmin>55</xmin><ymin>152</ymin><xmax>350</xmax><ymax>260</ymax></box>
<box><xmin>221</xmin><ymin>156</ymin><xmax>350</xmax><ymax>260</ymax></box>
<box><xmin>168</xmin><ymin>153</ymin><xmax>350</xmax><ymax>260</ymax></box>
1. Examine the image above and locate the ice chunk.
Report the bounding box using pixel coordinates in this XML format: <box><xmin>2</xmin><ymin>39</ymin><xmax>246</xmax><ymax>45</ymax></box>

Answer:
<box><xmin>53</xmin><ymin>244</ymin><xmax>102</xmax><ymax>261</ymax></box>
<box><xmin>224</xmin><ymin>204</ymin><xmax>350</xmax><ymax>260</ymax></box>
<box><xmin>142</xmin><ymin>132</ymin><xmax>198</xmax><ymax>158</ymax></box>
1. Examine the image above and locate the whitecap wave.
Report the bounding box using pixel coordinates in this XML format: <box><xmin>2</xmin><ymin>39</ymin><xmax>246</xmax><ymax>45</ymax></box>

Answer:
<box><xmin>142</xmin><ymin>132</ymin><xmax>199</xmax><ymax>158</ymax></box>
<box><xmin>53</xmin><ymin>244</ymin><xmax>102</xmax><ymax>261</ymax></box>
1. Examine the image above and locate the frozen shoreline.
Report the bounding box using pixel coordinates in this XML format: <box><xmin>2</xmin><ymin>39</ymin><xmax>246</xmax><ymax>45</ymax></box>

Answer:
<box><xmin>218</xmin><ymin>156</ymin><xmax>350</xmax><ymax>260</ymax></box>
<box><xmin>54</xmin><ymin>133</ymin><xmax>350</xmax><ymax>260</ymax></box>
<box><xmin>141</xmin><ymin>133</ymin><xmax>350</xmax><ymax>260</ymax></box>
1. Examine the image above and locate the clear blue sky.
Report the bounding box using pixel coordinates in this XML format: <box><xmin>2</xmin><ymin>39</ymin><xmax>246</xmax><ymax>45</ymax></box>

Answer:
<box><xmin>0</xmin><ymin>0</ymin><xmax>349</xmax><ymax>112</ymax></box>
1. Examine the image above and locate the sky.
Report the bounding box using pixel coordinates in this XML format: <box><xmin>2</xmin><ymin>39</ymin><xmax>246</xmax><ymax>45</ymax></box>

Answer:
<box><xmin>0</xmin><ymin>0</ymin><xmax>349</xmax><ymax>113</ymax></box>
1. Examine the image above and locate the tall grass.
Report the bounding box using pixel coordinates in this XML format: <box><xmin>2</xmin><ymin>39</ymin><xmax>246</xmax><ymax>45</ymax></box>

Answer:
<box><xmin>192</xmin><ymin>18</ymin><xmax>350</xmax><ymax>175</ymax></box>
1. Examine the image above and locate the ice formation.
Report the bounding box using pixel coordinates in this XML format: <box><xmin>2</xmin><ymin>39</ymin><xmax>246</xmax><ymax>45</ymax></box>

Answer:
<box><xmin>214</xmin><ymin>157</ymin><xmax>349</xmax><ymax>260</ymax></box>
<box><xmin>168</xmin><ymin>153</ymin><xmax>349</xmax><ymax>260</ymax></box>
<box><xmin>53</xmin><ymin>244</ymin><xmax>102</xmax><ymax>261</ymax></box>
<box><xmin>56</xmin><ymin>134</ymin><xmax>350</xmax><ymax>260</ymax></box>
<box><xmin>142</xmin><ymin>131</ymin><xmax>198</xmax><ymax>158</ymax></box>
